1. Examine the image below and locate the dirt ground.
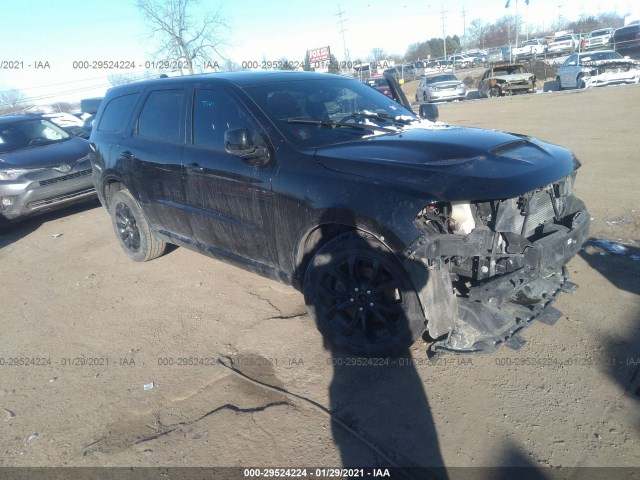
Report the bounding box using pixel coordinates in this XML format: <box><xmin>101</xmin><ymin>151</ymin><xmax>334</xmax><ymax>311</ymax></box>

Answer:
<box><xmin>1</xmin><ymin>84</ymin><xmax>639</xmax><ymax>478</ymax></box>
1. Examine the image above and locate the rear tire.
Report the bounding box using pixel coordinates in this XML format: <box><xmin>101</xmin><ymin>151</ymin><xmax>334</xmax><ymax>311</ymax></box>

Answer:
<box><xmin>303</xmin><ymin>231</ymin><xmax>425</xmax><ymax>356</ymax></box>
<box><xmin>110</xmin><ymin>190</ymin><xmax>166</xmax><ymax>262</ymax></box>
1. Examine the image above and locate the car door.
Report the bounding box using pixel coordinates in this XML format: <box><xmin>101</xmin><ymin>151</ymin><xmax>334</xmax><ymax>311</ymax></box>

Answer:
<box><xmin>115</xmin><ymin>86</ymin><xmax>192</xmax><ymax>238</ymax></box>
<box><xmin>561</xmin><ymin>55</ymin><xmax>578</xmax><ymax>87</ymax></box>
<box><xmin>182</xmin><ymin>87</ymin><xmax>276</xmax><ymax>267</ymax></box>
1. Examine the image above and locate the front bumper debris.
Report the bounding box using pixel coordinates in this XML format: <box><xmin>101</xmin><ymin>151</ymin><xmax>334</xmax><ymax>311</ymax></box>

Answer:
<box><xmin>407</xmin><ymin>192</ymin><xmax>590</xmax><ymax>355</ymax></box>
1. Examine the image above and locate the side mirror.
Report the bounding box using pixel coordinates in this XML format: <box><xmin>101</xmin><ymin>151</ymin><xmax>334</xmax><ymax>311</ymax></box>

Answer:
<box><xmin>419</xmin><ymin>103</ymin><xmax>439</xmax><ymax>122</ymax></box>
<box><xmin>224</xmin><ymin>127</ymin><xmax>270</xmax><ymax>165</ymax></box>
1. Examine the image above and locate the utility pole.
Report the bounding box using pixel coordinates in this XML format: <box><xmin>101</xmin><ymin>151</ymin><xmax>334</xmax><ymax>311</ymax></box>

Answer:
<box><xmin>336</xmin><ymin>5</ymin><xmax>350</xmax><ymax>74</ymax></box>
<box><xmin>441</xmin><ymin>4</ymin><xmax>447</xmax><ymax>60</ymax></box>
<box><xmin>515</xmin><ymin>0</ymin><xmax>519</xmax><ymax>47</ymax></box>
<box><xmin>461</xmin><ymin>6</ymin><xmax>467</xmax><ymax>51</ymax></box>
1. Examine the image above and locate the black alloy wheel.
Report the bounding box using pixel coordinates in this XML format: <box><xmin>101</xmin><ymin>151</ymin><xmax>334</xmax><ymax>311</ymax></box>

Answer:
<box><xmin>110</xmin><ymin>190</ymin><xmax>166</xmax><ymax>262</ymax></box>
<box><xmin>304</xmin><ymin>232</ymin><xmax>424</xmax><ymax>356</ymax></box>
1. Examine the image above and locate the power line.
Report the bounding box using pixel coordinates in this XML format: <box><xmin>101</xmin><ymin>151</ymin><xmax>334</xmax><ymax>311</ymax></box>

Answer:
<box><xmin>336</xmin><ymin>4</ymin><xmax>351</xmax><ymax>71</ymax></box>
<box><xmin>0</xmin><ymin>72</ymin><xmax>157</xmax><ymax>108</ymax></box>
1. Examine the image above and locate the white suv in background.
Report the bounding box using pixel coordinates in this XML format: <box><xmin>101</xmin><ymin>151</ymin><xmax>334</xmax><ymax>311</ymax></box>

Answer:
<box><xmin>548</xmin><ymin>34</ymin><xmax>578</xmax><ymax>56</ymax></box>
<box><xmin>512</xmin><ymin>39</ymin><xmax>547</xmax><ymax>59</ymax></box>
<box><xmin>586</xmin><ymin>28</ymin><xmax>614</xmax><ymax>49</ymax></box>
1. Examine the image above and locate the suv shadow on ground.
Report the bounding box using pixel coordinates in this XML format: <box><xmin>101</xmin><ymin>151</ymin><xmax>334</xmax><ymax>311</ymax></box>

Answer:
<box><xmin>307</xmin><ymin>209</ymin><xmax>448</xmax><ymax>476</ymax></box>
<box><xmin>579</xmin><ymin>239</ymin><xmax>640</xmax><ymax>423</ymax></box>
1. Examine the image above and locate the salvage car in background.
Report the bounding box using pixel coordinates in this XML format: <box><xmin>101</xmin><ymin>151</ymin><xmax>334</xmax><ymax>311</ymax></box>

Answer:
<box><xmin>586</xmin><ymin>28</ymin><xmax>614</xmax><ymax>49</ymax></box>
<box><xmin>415</xmin><ymin>73</ymin><xmax>467</xmax><ymax>102</ymax></box>
<box><xmin>547</xmin><ymin>33</ymin><xmax>578</xmax><ymax>56</ymax></box>
<box><xmin>0</xmin><ymin>115</ymin><xmax>94</xmax><ymax>226</ymax></box>
<box><xmin>90</xmin><ymin>71</ymin><xmax>589</xmax><ymax>356</ymax></box>
<box><xmin>366</xmin><ymin>76</ymin><xmax>393</xmax><ymax>98</ymax></box>
<box><xmin>613</xmin><ymin>22</ymin><xmax>640</xmax><ymax>56</ymax></box>
<box><xmin>486</xmin><ymin>46</ymin><xmax>509</xmax><ymax>63</ymax></box>
<box><xmin>555</xmin><ymin>50</ymin><xmax>640</xmax><ymax>89</ymax></box>
<box><xmin>39</xmin><ymin>112</ymin><xmax>88</xmax><ymax>138</ymax></box>
<box><xmin>511</xmin><ymin>38</ymin><xmax>547</xmax><ymax>59</ymax></box>
<box><xmin>478</xmin><ymin>64</ymin><xmax>536</xmax><ymax>98</ymax></box>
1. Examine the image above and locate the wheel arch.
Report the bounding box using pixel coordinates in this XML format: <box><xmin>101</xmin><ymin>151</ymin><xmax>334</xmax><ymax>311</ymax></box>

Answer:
<box><xmin>293</xmin><ymin>220</ymin><xmax>407</xmax><ymax>290</ymax></box>
<box><xmin>104</xmin><ymin>179</ymin><xmax>127</xmax><ymax>209</ymax></box>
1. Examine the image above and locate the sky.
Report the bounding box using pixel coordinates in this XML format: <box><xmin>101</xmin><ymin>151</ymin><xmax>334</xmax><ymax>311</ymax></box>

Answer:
<box><xmin>1</xmin><ymin>0</ymin><xmax>638</xmax><ymax>108</ymax></box>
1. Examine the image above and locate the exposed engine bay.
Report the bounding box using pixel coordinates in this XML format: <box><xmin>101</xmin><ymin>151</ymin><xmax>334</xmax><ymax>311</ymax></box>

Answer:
<box><xmin>406</xmin><ymin>172</ymin><xmax>590</xmax><ymax>354</ymax></box>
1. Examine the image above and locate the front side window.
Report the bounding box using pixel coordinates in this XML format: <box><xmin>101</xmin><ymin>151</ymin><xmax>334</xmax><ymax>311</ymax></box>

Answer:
<box><xmin>137</xmin><ymin>89</ymin><xmax>185</xmax><ymax>142</ymax></box>
<box><xmin>192</xmin><ymin>89</ymin><xmax>259</xmax><ymax>150</ymax></box>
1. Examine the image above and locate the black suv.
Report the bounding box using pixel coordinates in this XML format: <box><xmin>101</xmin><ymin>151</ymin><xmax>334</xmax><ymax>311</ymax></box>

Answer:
<box><xmin>90</xmin><ymin>71</ymin><xmax>589</xmax><ymax>355</ymax></box>
<box><xmin>613</xmin><ymin>22</ymin><xmax>640</xmax><ymax>56</ymax></box>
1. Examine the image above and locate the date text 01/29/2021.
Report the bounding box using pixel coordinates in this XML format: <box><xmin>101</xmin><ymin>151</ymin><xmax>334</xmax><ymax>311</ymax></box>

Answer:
<box><xmin>243</xmin><ymin>468</ymin><xmax>391</xmax><ymax>477</ymax></box>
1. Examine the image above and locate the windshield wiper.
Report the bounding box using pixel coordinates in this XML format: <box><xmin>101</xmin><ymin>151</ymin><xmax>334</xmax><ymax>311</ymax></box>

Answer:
<box><xmin>345</xmin><ymin>111</ymin><xmax>416</xmax><ymax>125</ymax></box>
<box><xmin>287</xmin><ymin>118</ymin><xmax>399</xmax><ymax>133</ymax></box>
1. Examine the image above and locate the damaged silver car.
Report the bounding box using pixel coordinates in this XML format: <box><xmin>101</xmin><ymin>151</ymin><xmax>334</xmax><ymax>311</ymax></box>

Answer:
<box><xmin>555</xmin><ymin>50</ymin><xmax>640</xmax><ymax>89</ymax></box>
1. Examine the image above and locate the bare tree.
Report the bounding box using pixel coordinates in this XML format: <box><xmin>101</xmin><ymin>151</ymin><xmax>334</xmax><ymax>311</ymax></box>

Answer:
<box><xmin>405</xmin><ymin>41</ymin><xmax>431</xmax><ymax>62</ymax></box>
<box><xmin>108</xmin><ymin>72</ymin><xmax>157</xmax><ymax>86</ymax></box>
<box><xmin>0</xmin><ymin>89</ymin><xmax>29</xmax><ymax>114</ymax></box>
<box><xmin>136</xmin><ymin>0</ymin><xmax>229</xmax><ymax>75</ymax></box>
<box><xmin>370</xmin><ymin>48</ymin><xmax>388</xmax><ymax>63</ymax></box>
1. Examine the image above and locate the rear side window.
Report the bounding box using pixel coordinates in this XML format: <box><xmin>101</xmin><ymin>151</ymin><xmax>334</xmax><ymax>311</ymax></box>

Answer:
<box><xmin>97</xmin><ymin>93</ymin><xmax>139</xmax><ymax>132</ymax></box>
<box><xmin>136</xmin><ymin>89</ymin><xmax>185</xmax><ymax>142</ymax></box>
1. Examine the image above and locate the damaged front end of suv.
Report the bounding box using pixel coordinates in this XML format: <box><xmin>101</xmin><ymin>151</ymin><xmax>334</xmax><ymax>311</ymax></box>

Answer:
<box><xmin>403</xmin><ymin>143</ymin><xmax>589</xmax><ymax>355</ymax></box>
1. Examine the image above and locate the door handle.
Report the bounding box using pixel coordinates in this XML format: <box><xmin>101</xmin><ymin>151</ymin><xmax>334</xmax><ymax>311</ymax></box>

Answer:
<box><xmin>120</xmin><ymin>151</ymin><xmax>135</xmax><ymax>160</ymax></box>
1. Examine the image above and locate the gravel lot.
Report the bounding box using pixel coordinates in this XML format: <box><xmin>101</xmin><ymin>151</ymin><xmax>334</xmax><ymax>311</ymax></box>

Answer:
<box><xmin>1</xmin><ymin>83</ymin><xmax>639</xmax><ymax>478</ymax></box>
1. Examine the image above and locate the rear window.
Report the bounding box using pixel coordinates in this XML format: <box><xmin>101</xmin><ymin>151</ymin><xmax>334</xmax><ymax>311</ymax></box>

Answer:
<box><xmin>97</xmin><ymin>93</ymin><xmax>139</xmax><ymax>133</ymax></box>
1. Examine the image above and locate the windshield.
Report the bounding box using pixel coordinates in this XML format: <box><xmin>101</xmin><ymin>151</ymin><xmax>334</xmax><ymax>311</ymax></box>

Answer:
<box><xmin>580</xmin><ymin>51</ymin><xmax>622</xmax><ymax>62</ymax></box>
<box><xmin>243</xmin><ymin>77</ymin><xmax>419</xmax><ymax>147</ymax></box>
<box><xmin>492</xmin><ymin>65</ymin><xmax>526</xmax><ymax>75</ymax></box>
<box><xmin>0</xmin><ymin>118</ymin><xmax>70</xmax><ymax>154</ymax></box>
<box><xmin>555</xmin><ymin>35</ymin><xmax>572</xmax><ymax>42</ymax></box>
<box><xmin>591</xmin><ymin>30</ymin><xmax>609</xmax><ymax>37</ymax></box>
<box><xmin>427</xmin><ymin>74</ymin><xmax>458</xmax><ymax>83</ymax></box>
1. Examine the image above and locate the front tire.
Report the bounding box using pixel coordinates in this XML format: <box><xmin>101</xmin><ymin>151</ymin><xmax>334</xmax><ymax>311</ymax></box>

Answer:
<box><xmin>488</xmin><ymin>86</ymin><xmax>501</xmax><ymax>97</ymax></box>
<box><xmin>577</xmin><ymin>74</ymin><xmax>587</xmax><ymax>89</ymax></box>
<box><xmin>110</xmin><ymin>190</ymin><xmax>166</xmax><ymax>262</ymax></box>
<box><xmin>556</xmin><ymin>76</ymin><xmax>563</xmax><ymax>91</ymax></box>
<box><xmin>303</xmin><ymin>232</ymin><xmax>425</xmax><ymax>356</ymax></box>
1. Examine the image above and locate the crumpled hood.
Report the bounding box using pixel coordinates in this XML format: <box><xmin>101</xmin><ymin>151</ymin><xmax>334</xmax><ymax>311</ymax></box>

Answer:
<box><xmin>429</xmin><ymin>80</ymin><xmax>464</xmax><ymax>88</ymax></box>
<box><xmin>314</xmin><ymin>126</ymin><xmax>577</xmax><ymax>201</ymax></box>
<box><xmin>0</xmin><ymin>136</ymin><xmax>89</xmax><ymax>169</ymax></box>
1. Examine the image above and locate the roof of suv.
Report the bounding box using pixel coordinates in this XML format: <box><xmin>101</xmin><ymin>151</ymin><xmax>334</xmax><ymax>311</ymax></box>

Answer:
<box><xmin>106</xmin><ymin>71</ymin><xmax>342</xmax><ymax>95</ymax></box>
